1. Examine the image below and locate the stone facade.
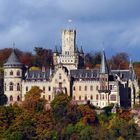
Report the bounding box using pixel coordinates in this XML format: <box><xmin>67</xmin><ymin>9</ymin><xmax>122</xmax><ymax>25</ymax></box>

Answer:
<box><xmin>3</xmin><ymin>29</ymin><xmax>139</xmax><ymax>108</ymax></box>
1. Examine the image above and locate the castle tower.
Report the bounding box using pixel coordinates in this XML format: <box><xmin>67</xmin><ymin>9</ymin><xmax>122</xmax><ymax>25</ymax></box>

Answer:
<box><xmin>4</xmin><ymin>49</ymin><xmax>23</xmax><ymax>104</ymax></box>
<box><xmin>62</xmin><ymin>29</ymin><xmax>76</xmax><ymax>56</ymax></box>
<box><xmin>99</xmin><ymin>50</ymin><xmax>109</xmax><ymax>91</ymax></box>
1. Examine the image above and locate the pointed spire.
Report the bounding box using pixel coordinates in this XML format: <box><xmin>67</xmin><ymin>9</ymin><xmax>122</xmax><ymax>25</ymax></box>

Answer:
<box><xmin>4</xmin><ymin>49</ymin><xmax>22</xmax><ymax>67</ymax></box>
<box><xmin>75</xmin><ymin>46</ymin><xmax>79</xmax><ymax>53</ymax></box>
<box><xmin>80</xmin><ymin>46</ymin><xmax>84</xmax><ymax>54</ymax></box>
<box><xmin>100</xmin><ymin>50</ymin><xmax>109</xmax><ymax>74</ymax></box>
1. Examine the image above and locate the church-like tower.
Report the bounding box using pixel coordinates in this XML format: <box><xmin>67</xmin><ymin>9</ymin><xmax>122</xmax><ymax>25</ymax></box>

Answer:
<box><xmin>4</xmin><ymin>49</ymin><xmax>23</xmax><ymax>104</ymax></box>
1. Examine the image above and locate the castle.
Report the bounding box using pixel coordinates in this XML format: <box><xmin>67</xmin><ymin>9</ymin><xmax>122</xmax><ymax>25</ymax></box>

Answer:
<box><xmin>3</xmin><ymin>29</ymin><xmax>139</xmax><ymax>108</ymax></box>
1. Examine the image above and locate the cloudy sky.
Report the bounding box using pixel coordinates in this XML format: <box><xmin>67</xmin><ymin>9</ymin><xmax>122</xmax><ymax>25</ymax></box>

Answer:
<box><xmin>0</xmin><ymin>0</ymin><xmax>140</xmax><ymax>60</ymax></box>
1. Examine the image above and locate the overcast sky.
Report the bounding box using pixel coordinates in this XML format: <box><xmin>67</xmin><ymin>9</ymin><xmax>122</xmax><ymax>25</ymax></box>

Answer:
<box><xmin>0</xmin><ymin>0</ymin><xmax>140</xmax><ymax>60</ymax></box>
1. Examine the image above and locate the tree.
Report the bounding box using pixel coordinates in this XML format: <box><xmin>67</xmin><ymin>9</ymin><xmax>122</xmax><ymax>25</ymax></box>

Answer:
<box><xmin>22</xmin><ymin>86</ymin><xmax>46</xmax><ymax>112</ymax></box>
<box><xmin>109</xmin><ymin>52</ymin><xmax>129</xmax><ymax>70</ymax></box>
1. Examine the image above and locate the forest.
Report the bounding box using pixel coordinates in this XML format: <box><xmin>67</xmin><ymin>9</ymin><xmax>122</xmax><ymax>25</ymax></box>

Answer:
<box><xmin>0</xmin><ymin>86</ymin><xmax>139</xmax><ymax>140</ymax></box>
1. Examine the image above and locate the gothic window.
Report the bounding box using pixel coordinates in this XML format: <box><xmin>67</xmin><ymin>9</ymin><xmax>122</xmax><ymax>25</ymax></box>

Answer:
<box><xmin>10</xmin><ymin>95</ymin><xmax>13</xmax><ymax>101</ymax></box>
<box><xmin>102</xmin><ymin>95</ymin><xmax>104</xmax><ymax>100</ymax></box>
<box><xmin>9</xmin><ymin>82</ymin><xmax>13</xmax><ymax>91</ymax></box>
<box><xmin>85</xmin><ymin>95</ymin><xmax>87</xmax><ymax>100</ymax></box>
<box><xmin>10</xmin><ymin>71</ymin><xmax>13</xmax><ymax>76</ymax></box>
<box><xmin>17</xmin><ymin>96</ymin><xmax>20</xmax><ymax>101</ymax></box>
<box><xmin>17</xmin><ymin>70</ymin><xmax>20</xmax><ymax>76</ymax></box>
<box><xmin>79</xmin><ymin>86</ymin><xmax>81</xmax><ymax>91</ymax></box>
<box><xmin>90</xmin><ymin>86</ymin><xmax>93</xmax><ymax>91</ymax></box>
<box><xmin>90</xmin><ymin>95</ymin><xmax>93</xmax><ymax>100</ymax></box>
<box><xmin>79</xmin><ymin>96</ymin><xmax>81</xmax><ymax>100</ymax></box>
<box><xmin>17</xmin><ymin>83</ymin><xmax>20</xmax><ymax>91</ymax></box>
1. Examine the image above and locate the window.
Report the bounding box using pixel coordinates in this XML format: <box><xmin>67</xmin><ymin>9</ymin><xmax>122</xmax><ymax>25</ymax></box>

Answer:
<box><xmin>96</xmin><ymin>94</ymin><xmax>98</xmax><ymax>100</ymax></box>
<box><xmin>90</xmin><ymin>86</ymin><xmax>93</xmax><ymax>91</ymax></box>
<box><xmin>79</xmin><ymin>96</ymin><xmax>81</xmax><ymax>100</ymax></box>
<box><xmin>109</xmin><ymin>85</ymin><xmax>112</xmax><ymax>90</ymax></box>
<box><xmin>85</xmin><ymin>96</ymin><xmax>87</xmax><ymax>100</ymax></box>
<box><xmin>90</xmin><ymin>95</ymin><xmax>93</xmax><ymax>100</ymax></box>
<box><xmin>96</xmin><ymin>86</ymin><xmax>98</xmax><ymax>90</ymax></box>
<box><xmin>79</xmin><ymin>86</ymin><xmax>81</xmax><ymax>91</ymax></box>
<box><xmin>85</xmin><ymin>86</ymin><xmax>87</xmax><ymax>91</ymax></box>
<box><xmin>17</xmin><ymin>83</ymin><xmax>20</xmax><ymax>91</ymax></box>
<box><xmin>10</xmin><ymin>71</ymin><xmax>13</xmax><ymax>75</ymax></box>
<box><xmin>48</xmin><ymin>86</ymin><xmax>51</xmax><ymax>91</ymax></box>
<box><xmin>10</xmin><ymin>95</ymin><xmax>13</xmax><ymax>101</ymax></box>
<box><xmin>43</xmin><ymin>87</ymin><xmax>45</xmax><ymax>92</ymax></box>
<box><xmin>110</xmin><ymin>94</ymin><xmax>116</xmax><ymax>101</ymax></box>
<box><xmin>73</xmin><ymin>86</ymin><xmax>75</xmax><ymax>91</ymax></box>
<box><xmin>17</xmin><ymin>71</ymin><xmax>20</xmax><ymax>76</ymax></box>
<box><xmin>17</xmin><ymin>96</ymin><xmax>20</xmax><ymax>101</ymax></box>
<box><xmin>59</xmin><ymin>74</ymin><xmax>62</xmax><ymax>79</ymax></box>
<box><xmin>48</xmin><ymin>95</ymin><xmax>51</xmax><ymax>101</ymax></box>
<box><xmin>26</xmin><ymin>86</ymin><xmax>28</xmax><ymax>91</ymax></box>
<box><xmin>9</xmin><ymin>82</ymin><xmax>13</xmax><ymax>91</ymax></box>
<box><xmin>102</xmin><ymin>95</ymin><xmax>104</xmax><ymax>100</ymax></box>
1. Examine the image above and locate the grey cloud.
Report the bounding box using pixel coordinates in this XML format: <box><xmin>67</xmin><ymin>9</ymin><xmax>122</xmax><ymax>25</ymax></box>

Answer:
<box><xmin>0</xmin><ymin>0</ymin><xmax>140</xmax><ymax>60</ymax></box>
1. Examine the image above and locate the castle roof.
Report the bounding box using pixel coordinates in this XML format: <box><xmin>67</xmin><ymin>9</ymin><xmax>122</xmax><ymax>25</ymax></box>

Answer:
<box><xmin>4</xmin><ymin>49</ymin><xmax>22</xmax><ymax>67</ymax></box>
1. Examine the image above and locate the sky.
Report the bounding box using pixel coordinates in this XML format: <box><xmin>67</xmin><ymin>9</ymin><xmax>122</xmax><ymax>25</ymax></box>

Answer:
<box><xmin>0</xmin><ymin>0</ymin><xmax>140</xmax><ymax>60</ymax></box>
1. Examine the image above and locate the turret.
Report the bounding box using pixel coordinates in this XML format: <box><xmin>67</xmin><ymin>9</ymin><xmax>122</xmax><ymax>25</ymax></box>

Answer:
<box><xmin>4</xmin><ymin>49</ymin><xmax>23</xmax><ymax>104</ymax></box>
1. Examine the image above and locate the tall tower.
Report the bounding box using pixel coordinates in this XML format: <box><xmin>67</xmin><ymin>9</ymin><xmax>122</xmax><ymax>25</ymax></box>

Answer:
<box><xmin>99</xmin><ymin>50</ymin><xmax>109</xmax><ymax>91</ymax></box>
<box><xmin>62</xmin><ymin>29</ymin><xmax>76</xmax><ymax>56</ymax></box>
<box><xmin>4</xmin><ymin>49</ymin><xmax>23</xmax><ymax>104</ymax></box>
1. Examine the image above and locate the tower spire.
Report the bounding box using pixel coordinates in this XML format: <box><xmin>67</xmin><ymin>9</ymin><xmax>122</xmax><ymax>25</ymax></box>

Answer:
<box><xmin>100</xmin><ymin>50</ymin><xmax>109</xmax><ymax>74</ymax></box>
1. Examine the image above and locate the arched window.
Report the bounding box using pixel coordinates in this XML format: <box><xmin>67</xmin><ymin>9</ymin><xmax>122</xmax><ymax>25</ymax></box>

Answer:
<box><xmin>79</xmin><ymin>86</ymin><xmax>81</xmax><ymax>91</ymax></box>
<box><xmin>26</xmin><ymin>86</ymin><xmax>28</xmax><ymax>91</ymax></box>
<box><xmin>43</xmin><ymin>87</ymin><xmax>45</xmax><ymax>92</ymax></box>
<box><xmin>17</xmin><ymin>70</ymin><xmax>20</xmax><ymax>76</ymax></box>
<box><xmin>85</xmin><ymin>86</ymin><xmax>87</xmax><ymax>91</ymax></box>
<box><xmin>48</xmin><ymin>86</ymin><xmax>51</xmax><ymax>91</ymax></box>
<box><xmin>10</xmin><ymin>71</ymin><xmax>13</xmax><ymax>76</ymax></box>
<box><xmin>90</xmin><ymin>95</ymin><xmax>93</xmax><ymax>100</ymax></box>
<box><xmin>10</xmin><ymin>95</ymin><xmax>13</xmax><ymax>101</ymax></box>
<box><xmin>17</xmin><ymin>83</ymin><xmax>20</xmax><ymax>91</ymax></box>
<box><xmin>96</xmin><ymin>94</ymin><xmax>98</xmax><ymax>100</ymax></box>
<box><xmin>9</xmin><ymin>82</ymin><xmax>13</xmax><ymax>91</ymax></box>
<box><xmin>17</xmin><ymin>96</ymin><xmax>20</xmax><ymax>101</ymax></box>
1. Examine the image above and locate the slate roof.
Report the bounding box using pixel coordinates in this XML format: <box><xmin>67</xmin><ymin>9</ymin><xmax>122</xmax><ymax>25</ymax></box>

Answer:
<box><xmin>4</xmin><ymin>49</ymin><xmax>22</xmax><ymax>67</ymax></box>
<box><xmin>70</xmin><ymin>69</ymin><xmax>100</xmax><ymax>80</ymax></box>
<box><xmin>25</xmin><ymin>69</ymin><xmax>52</xmax><ymax>80</ymax></box>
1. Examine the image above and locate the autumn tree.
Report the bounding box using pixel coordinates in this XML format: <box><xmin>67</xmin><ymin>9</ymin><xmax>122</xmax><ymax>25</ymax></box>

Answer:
<box><xmin>109</xmin><ymin>52</ymin><xmax>129</xmax><ymax>70</ymax></box>
<box><xmin>22</xmin><ymin>86</ymin><xmax>46</xmax><ymax>112</ymax></box>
